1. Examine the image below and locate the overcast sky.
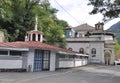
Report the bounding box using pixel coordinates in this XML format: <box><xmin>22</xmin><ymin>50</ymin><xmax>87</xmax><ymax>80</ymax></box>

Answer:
<box><xmin>49</xmin><ymin>0</ymin><xmax>120</xmax><ymax>30</ymax></box>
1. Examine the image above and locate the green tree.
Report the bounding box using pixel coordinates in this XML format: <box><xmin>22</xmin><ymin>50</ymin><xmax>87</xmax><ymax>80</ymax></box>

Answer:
<box><xmin>88</xmin><ymin>0</ymin><xmax>120</xmax><ymax>21</ymax></box>
<box><xmin>0</xmin><ymin>0</ymin><xmax>68</xmax><ymax>48</ymax></box>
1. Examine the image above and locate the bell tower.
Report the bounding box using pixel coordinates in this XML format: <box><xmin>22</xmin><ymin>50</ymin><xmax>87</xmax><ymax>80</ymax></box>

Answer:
<box><xmin>25</xmin><ymin>16</ymin><xmax>44</xmax><ymax>42</ymax></box>
<box><xmin>95</xmin><ymin>22</ymin><xmax>104</xmax><ymax>30</ymax></box>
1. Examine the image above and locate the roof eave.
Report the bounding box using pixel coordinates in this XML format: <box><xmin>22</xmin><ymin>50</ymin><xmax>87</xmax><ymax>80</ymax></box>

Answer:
<box><xmin>0</xmin><ymin>46</ymin><xmax>29</xmax><ymax>51</ymax></box>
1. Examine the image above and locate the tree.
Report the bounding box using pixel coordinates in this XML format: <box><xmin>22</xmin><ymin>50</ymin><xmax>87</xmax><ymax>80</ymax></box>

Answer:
<box><xmin>0</xmin><ymin>0</ymin><xmax>12</xmax><ymax>19</ymax></box>
<box><xmin>0</xmin><ymin>0</ymin><xmax>68</xmax><ymax>48</ymax></box>
<box><xmin>38</xmin><ymin>0</ymin><xmax>68</xmax><ymax>48</ymax></box>
<box><xmin>88</xmin><ymin>0</ymin><xmax>120</xmax><ymax>21</ymax></box>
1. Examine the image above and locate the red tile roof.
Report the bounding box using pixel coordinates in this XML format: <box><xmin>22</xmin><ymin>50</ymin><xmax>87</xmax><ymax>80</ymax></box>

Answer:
<box><xmin>0</xmin><ymin>41</ymin><xmax>79</xmax><ymax>54</ymax></box>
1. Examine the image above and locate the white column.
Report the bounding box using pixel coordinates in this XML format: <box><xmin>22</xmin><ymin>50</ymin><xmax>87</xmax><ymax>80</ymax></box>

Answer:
<box><xmin>40</xmin><ymin>35</ymin><xmax>43</xmax><ymax>42</ymax></box>
<box><xmin>30</xmin><ymin>34</ymin><xmax>33</xmax><ymax>41</ymax></box>
<box><xmin>8</xmin><ymin>50</ymin><xmax>10</xmax><ymax>56</ymax></box>
<box><xmin>50</xmin><ymin>51</ymin><xmax>56</xmax><ymax>71</ymax></box>
<box><xmin>27</xmin><ymin>49</ymin><xmax>35</xmax><ymax>72</ymax></box>
<box><xmin>111</xmin><ymin>49</ymin><xmax>115</xmax><ymax>65</ymax></box>
<box><xmin>36</xmin><ymin>34</ymin><xmax>38</xmax><ymax>41</ymax></box>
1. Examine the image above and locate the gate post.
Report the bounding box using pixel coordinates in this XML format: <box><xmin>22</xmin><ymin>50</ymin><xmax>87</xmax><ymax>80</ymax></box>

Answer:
<box><xmin>50</xmin><ymin>51</ymin><xmax>56</xmax><ymax>71</ymax></box>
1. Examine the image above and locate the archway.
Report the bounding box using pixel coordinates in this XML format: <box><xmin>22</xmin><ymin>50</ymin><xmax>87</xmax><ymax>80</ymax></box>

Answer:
<box><xmin>104</xmin><ymin>50</ymin><xmax>111</xmax><ymax>65</ymax></box>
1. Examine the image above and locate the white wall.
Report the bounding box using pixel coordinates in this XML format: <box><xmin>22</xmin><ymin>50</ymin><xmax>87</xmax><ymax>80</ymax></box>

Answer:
<box><xmin>58</xmin><ymin>57</ymin><xmax>88</xmax><ymax>68</ymax></box>
<box><xmin>67</xmin><ymin>42</ymin><xmax>104</xmax><ymax>64</ymax></box>
<box><xmin>0</xmin><ymin>60</ymin><xmax>22</xmax><ymax>69</ymax></box>
<box><xmin>22</xmin><ymin>52</ymin><xmax>28</xmax><ymax>69</ymax></box>
<box><xmin>67</xmin><ymin>43</ymin><xmax>89</xmax><ymax>53</ymax></box>
<box><xmin>59</xmin><ymin>61</ymin><xmax>74</xmax><ymax>68</ymax></box>
<box><xmin>26</xmin><ymin>49</ymin><xmax>35</xmax><ymax>72</ymax></box>
<box><xmin>75</xmin><ymin>59</ymin><xmax>82</xmax><ymax>66</ymax></box>
<box><xmin>89</xmin><ymin>42</ymin><xmax>104</xmax><ymax>64</ymax></box>
<box><xmin>104</xmin><ymin>35</ymin><xmax>113</xmax><ymax>40</ymax></box>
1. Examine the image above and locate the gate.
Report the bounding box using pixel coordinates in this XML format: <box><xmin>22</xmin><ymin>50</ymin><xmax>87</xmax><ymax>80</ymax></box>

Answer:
<box><xmin>34</xmin><ymin>50</ymin><xmax>43</xmax><ymax>72</ymax></box>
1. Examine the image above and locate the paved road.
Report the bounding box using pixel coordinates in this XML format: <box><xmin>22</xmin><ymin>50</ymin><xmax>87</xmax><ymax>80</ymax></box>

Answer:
<box><xmin>0</xmin><ymin>65</ymin><xmax>120</xmax><ymax>83</ymax></box>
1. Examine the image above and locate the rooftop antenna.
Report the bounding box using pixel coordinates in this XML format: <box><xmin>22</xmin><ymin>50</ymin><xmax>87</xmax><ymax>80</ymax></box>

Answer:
<box><xmin>35</xmin><ymin>15</ymin><xmax>38</xmax><ymax>31</ymax></box>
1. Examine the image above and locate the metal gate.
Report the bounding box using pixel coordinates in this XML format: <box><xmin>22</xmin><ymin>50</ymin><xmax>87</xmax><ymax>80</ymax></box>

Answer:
<box><xmin>34</xmin><ymin>50</ymin><xmax>43</xmax><ymax>72</ymax></box>
<box><xmin>42</xmin><ymin>51</ymin><xmax>50</xmax><ymax>70</ymax></box>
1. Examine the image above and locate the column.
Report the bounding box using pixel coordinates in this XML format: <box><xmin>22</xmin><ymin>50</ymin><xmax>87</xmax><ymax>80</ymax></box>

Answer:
<box><xmin>36</xmin><ymin>34</ymin><xmax>38</xmax><ymax>41</ymax></box>
<box><xmin>8</xmin><ymin>50</ymin><xmax>10</xmax><ymax>56</ymax></box>
<box><xmin>30</xmin><ymin>34</ymin><xmax>33</xmax><ymax>41</ymax></box>
<box><xmin>111</xmin><ymin>49</ymin><xmax>115</xmax><ymax>65</ymax></box>
<box><xmin>27</xmin><ymin>49</ymin><xmax>35</xmax><ymax>72</ymax></box>
<box><xmin>40</xmin><ymin>35</ymin><xmax>43</xmax><ymax>42</ymax></box>
<box><xmin>50</xmin><ymin>51</ymin><xmax>56</xmax><ymax>71</ymax></box>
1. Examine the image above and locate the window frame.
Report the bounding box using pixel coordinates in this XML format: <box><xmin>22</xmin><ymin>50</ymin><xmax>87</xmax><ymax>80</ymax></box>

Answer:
<box><xmin>91</xmin><ymin>48</ymin><xmax>96</xmax><ymax>57</ymax></box>
<box><xmin>79</xmin><ymin>48</ymin><xmax>84</xmax><ymax>54</ymax></box>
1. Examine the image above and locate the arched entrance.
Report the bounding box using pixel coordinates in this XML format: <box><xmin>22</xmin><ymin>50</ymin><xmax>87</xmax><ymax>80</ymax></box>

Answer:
<box><xmin>104</xmin><ymin>50</ymin><xmax>111</xmax><ymax>65</ymax></box>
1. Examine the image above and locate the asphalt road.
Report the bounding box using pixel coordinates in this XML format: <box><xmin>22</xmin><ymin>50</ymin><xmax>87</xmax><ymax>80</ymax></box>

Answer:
<box><xmin>0</xmin><ymin>65</ymin><xmax>120</xmax><ymax>83</ymax></box>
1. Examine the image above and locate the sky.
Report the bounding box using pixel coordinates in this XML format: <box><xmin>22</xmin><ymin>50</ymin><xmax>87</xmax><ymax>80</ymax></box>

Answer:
<box><xmin>49</xmin><ymin>0</ymin><xmax>120</xmax><ymax>30</ymax></box>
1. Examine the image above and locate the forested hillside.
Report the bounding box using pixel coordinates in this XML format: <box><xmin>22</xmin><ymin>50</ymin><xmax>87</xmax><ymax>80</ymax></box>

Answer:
<box><xmin>0</xmin><ymin>0</ymin><xmax>68</xmax><ymax>48</ymax></box>
<box><xmin>107</xmin><ymin>21</ymin><xmax>120</xmax><ymax>58</ymax></box>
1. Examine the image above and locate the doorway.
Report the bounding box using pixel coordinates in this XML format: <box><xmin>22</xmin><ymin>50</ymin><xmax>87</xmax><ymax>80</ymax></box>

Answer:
<box><xmin>34</xmin><ymin>50</ymin><xmax>50</xmax><ymax>72</ymax></box>
<box><xmin>104</xmin><ymin>50</ymin><xmax>111</xmax><ymax>65</ymax></box>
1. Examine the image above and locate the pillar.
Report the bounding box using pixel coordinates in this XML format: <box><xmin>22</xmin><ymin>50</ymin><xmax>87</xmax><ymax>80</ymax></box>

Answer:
<box><xmin>50</xmin><ymin>51</ymin><xmax>56</xmax><ymax>71</ymax></box>
<box><xmin>36</xmin><ymin>34</ymin><xmax>38</xmax><ymax>41</ymax></box>
<box><xmin>40</xmin><ymin>35</ymin><xmax>43</xmax><ymax>42</ymax></box>
<box><xmin>30</xmin><ymin>34</ymin><xmax>33</xmax><ymax>41</ymax></box>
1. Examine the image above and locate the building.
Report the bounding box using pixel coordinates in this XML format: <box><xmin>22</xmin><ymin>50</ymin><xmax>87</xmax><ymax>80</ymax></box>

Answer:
<box><xmin>0</xmin><ymin>17</ymin><xmax>88</xmax><ymax>72</ymax></box>
<box><xmin>65</xmin><ymin>22</ymin><xmax>115</xmax><ymax>65</ymax></box>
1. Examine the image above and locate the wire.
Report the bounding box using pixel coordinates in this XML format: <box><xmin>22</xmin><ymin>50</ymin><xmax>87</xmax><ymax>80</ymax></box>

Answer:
<box><xmin>54</xmin><ymin>0</ymin><xmax>81</xmax><ymax>25</ymax></box>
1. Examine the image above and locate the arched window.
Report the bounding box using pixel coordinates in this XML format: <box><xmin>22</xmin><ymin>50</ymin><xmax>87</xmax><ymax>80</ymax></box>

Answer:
<box><xmin>68</xmin><ymin>48</ymin><xmax>73</xmax><ymax>51</ymax></box>
<box><xmin>91</xmin><ymin>48</ymin><xmax>96</xmax><ymax>57</ymax></box>
<box><xmin>79</xmin><ymin>48</ymin><xmax>84</xmax><ymax>54</ymax></box>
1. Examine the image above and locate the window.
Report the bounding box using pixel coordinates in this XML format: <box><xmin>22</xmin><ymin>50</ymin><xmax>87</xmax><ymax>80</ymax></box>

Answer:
<box><xmin>79</xmin><ymin>48</ymin><xmax>84</xmax><ymax>54</ymax></box>
<box><xmin>68</xmin><ymin>48</ymin><xmax>72</xmax><ymax>51</ymax></box>
<box><xmin>10</xmin><ymin>51</ymin><xmax>22</xmax><ymax>56</ymax></box>
<box><xmin>91</xmin><ymin>48</ymin><xmax>96</xmax><ymax>57</ymax></box>
<box><xmin>0</xmin><ymin>51</ymin><xmax>8</xmax><ymax>55</ymax></box>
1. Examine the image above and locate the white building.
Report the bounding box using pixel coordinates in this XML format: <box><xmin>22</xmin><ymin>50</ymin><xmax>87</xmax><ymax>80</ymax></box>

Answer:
<box><xmin>65</xmin><ymin>22</ymin><xmax>115</xmax><ymax>65</ymax></box>
<box><xmin>0</xmin><ymin>17</ymin><xmax>88</xmax><ymax>72</ymax></box>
